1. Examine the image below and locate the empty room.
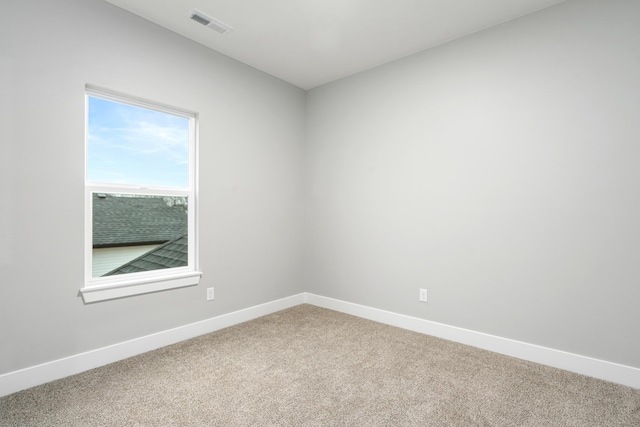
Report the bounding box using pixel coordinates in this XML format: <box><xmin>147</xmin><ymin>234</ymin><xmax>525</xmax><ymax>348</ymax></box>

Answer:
<box><xmin>1</xmin><ymin>0</ymin><xmax>639</xmax><ymax>425</ymax></box>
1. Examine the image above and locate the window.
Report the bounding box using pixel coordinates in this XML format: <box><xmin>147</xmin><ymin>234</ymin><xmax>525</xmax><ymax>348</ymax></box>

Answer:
<box><xmin>80</xmin><ymin>86</ymin><xmax>200</xmax><ymax>303</ymax></box>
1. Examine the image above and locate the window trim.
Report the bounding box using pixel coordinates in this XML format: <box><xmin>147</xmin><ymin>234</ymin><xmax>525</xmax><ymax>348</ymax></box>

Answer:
<box><xmin>81</xmin><ymin>86</ymin><xmax>201</xmax><ymax>303</ymax></box>
<box><xmin>79</xmin><ymin>270</ymin><xmax>202</xmax><ymax>303</ymax></box>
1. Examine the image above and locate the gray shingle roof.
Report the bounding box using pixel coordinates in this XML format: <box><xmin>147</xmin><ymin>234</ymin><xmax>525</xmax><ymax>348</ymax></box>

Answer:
<box><xmin>93</xmin><ymin>193</ymin><xmax>187</xmax><ymax>247</ymax></box>
<box><xmin>103</xmin><ymin>234</ymin><xmax>188</xmax><ymax>276</ymax></box>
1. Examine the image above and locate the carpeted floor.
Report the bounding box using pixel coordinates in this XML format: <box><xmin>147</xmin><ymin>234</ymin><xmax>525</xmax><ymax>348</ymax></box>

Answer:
<box><xmin>1</xmin><ymin>304</ymin><xmax>639</xmax><ymax>426</ymax></box>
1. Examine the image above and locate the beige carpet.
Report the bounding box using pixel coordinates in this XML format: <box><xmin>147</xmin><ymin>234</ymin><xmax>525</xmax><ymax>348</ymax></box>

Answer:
<box><xmin>1</xmin><ymin>304</ymin><xmax>639</xmax><ymax>426</ymax></box>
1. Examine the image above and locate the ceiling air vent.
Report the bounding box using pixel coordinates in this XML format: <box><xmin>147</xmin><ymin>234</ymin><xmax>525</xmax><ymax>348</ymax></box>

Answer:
<box><xmin>189</xmin><ymin>9</ymin><xmax>233</xmax><ymax>35</ymax></box>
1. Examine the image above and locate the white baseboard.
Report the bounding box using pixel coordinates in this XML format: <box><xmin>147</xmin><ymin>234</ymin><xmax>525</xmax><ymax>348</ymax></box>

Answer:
<box><xmin>304</xmin><ymin>293</ymin><xmax>640</xmax><ymax>389</ymax></box>
<box><xmin>2</xmin><ymin>292</ymin><xmax>638</xmax><ymax>398</ymax></box>
<box><xmin>0</xmin><ymin>293</ymin><xmax>305</xmax><ymax>398</ymax></box>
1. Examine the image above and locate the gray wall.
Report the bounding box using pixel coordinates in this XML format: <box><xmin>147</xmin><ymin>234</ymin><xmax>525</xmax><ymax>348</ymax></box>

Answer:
<box><xmin>0</xmin><ymin>0</ymin><xmax>306</xmax><ymax>374</ymax></box>
<box><xmin>306</xmin><ymin>0</ymin><xmax>640</xmax><ymax>368</ymax></box>
<box><xmin>2</xmin><ymin>0</ymin><xmax>639</xmax><ymax>377</ymax></box>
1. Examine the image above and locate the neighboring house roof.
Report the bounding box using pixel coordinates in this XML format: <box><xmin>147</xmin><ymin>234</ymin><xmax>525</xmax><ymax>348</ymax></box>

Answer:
<box><xmin>103</xmin><ymin>234</ymin><xmax>188</xmax><ymax>276</ymax></box>
<box><xmin>93</xmin><ymin>193</ymin><xmax>187</xmax><ymax>247</ymax></box>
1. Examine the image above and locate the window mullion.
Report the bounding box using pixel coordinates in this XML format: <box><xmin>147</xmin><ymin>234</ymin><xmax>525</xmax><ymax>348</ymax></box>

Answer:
<box><xmin>86</xmin><ymin>184</ymin><xmax>189</xmax><ymax>197</ymax></box>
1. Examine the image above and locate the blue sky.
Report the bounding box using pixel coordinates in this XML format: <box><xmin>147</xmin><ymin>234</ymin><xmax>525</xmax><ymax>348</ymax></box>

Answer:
<box><xmin>87</xmin><ymin>96</ymin><xmax>189</xmax><ymax>188</ymax></box>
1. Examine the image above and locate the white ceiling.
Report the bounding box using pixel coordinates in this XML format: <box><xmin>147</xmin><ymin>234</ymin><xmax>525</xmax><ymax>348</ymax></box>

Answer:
<box><xmin>103</xmin><ymin>0</ymin><xmax>566</xmax><ymax>90</ymax></box>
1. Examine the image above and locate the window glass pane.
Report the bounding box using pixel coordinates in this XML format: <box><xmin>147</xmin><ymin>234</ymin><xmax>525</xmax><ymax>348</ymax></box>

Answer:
<box><xmin>92</xmin><ymin>193</ymin><xmax>188</xmax><ymax>277</ymax></box>
<box><xmin>87</xmin><ymin>96</ymin><xmax>189</xmax><ymax>188</ymax></box>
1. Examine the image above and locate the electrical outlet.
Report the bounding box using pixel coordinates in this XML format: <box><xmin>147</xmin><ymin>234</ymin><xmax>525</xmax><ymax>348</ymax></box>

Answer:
<box><xmin>419</xmin><ymin>288</ymin><xmax>428</xmax><ymax>302</ymax></box>
<box><xmin>206</xmin><ymin>287</ymin><xmax>215</xmax><ymax>301</ymax></box>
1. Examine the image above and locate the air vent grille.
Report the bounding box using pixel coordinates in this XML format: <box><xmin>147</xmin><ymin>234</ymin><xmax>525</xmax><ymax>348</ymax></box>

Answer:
<box><xmin>189</xmin><ymin>9</ymin><xmax>233</xmax><ymax>35</ymax></box>
<box><xmin>190</xmin><ymin>13</ymin><xmax>211</xmax><ymax>27</ymax></box>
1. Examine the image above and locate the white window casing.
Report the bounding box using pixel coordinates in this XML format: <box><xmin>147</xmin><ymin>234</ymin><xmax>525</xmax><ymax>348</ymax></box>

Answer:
<box><xmin>81</xmin><ymin>86</ymin><xmax>201</xmax><ymax>303</ymax></box>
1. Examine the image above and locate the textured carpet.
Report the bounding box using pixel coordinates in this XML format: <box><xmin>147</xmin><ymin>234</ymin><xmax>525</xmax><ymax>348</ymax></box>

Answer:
<box><xmin>1</xmin><ymin>304</ymin><xmax>639</xmax><ymax>426</ymax></box>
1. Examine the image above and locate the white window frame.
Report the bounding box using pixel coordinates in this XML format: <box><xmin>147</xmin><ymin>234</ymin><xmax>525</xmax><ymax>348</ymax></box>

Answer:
<box><xmin>80</xmin><ymin>86</ymin><xmax>201</xmax><ymax>303</ymax></box>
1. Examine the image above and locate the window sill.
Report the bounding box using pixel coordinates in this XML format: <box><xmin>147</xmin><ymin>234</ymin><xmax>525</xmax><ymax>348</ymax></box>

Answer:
<box><xmin>80</xmin><ymin>270</ymin><xmax>202</xmax><ymax>303</ymax></box>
